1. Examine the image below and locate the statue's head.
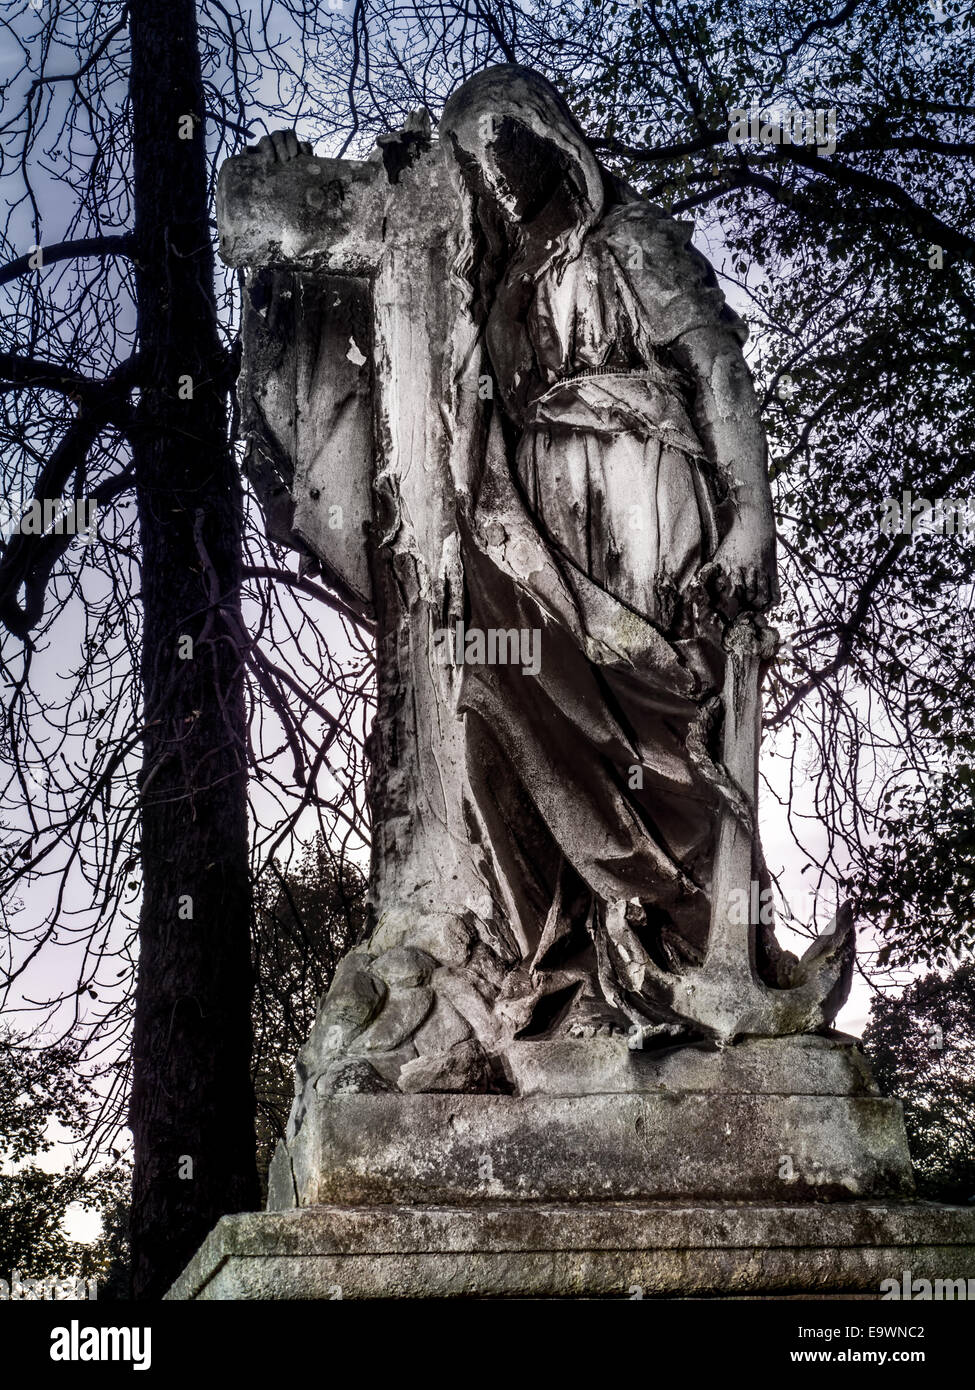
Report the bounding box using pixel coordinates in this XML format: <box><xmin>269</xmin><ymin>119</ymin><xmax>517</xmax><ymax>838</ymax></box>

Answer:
<box><xmin>439</xmin><ymin>65</ymin><xmax>604</xmax><ymax>285</ymax></box>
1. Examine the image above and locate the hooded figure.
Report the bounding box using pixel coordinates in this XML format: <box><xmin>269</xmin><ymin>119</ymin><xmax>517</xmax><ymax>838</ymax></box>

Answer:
<box><xmin>438</xmin><ymin>66</ymin><xmax>781</xmax><ymax>1041</ymax></box>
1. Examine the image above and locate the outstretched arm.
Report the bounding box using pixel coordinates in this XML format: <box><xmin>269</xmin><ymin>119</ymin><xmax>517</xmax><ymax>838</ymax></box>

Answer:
<box><xmin>605</xmin><ymin>206</ymin><xmax>778</xmax><ymax>616</ymax></box>
<box><xmin>669</xmin><ymin>321</ymin><xmax>779</xmax><ymax>616</ymax></box>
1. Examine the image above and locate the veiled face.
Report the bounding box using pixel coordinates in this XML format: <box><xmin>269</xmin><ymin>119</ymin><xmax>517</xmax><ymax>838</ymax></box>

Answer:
<box><xmin>439</xmin><ymin>65</ymin><xmax>604</xmax><ymax>237</ymax></box>
<box><xmin>444</xmin><ymin>113</ymin><xmax>581</xmax><ymax>229</ymax></box>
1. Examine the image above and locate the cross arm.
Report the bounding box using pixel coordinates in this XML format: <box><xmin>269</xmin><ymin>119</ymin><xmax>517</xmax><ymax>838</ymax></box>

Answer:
<box><xmin>217</xmin><ymin>148</ymin><xmax>388</xmax><ymax>273</ymax></box>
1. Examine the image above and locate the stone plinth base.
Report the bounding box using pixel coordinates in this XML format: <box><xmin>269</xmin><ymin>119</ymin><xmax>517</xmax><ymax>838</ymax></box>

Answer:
<box><xmin>269</xmin><ymin>1090</ymin><xmax>914</xmax><ymax>1208</ymax></box>
<box><xmin>167</xmin><ymin>1201</ymin><xmax>975</xmax><ymax>1300</ymax></box>
<box><xmin>267</xmin><ymin>1037</ymin><xmax>915</xmax><ymax>1209</ymax></box>
<box><xmin>170</xmin><ymin>1036</ymin><xmax>946</xmax><ymax>1300</ymax></box>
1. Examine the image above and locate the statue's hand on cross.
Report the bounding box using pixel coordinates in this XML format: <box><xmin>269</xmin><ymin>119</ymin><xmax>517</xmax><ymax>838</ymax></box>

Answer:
<box><xmin>246</xmin><ymin>129</ymin><xmax>314</xmax><ymax>165</ymax></box>
<box><xmin>376</xmin><ymin>109</ymin><xmax>433</xmax><ymax>182</ymax></box>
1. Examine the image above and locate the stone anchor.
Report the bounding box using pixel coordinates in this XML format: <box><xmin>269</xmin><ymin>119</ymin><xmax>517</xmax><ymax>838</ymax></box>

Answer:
<box><xmin>607</xmin><ymin>612</ymin><xmax>856</xmax><ymax>1047</ymax></box>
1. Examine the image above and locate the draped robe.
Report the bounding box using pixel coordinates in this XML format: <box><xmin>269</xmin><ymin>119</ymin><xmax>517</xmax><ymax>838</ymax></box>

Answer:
<box><xmin>458</xmin><ymin>201</ymin><xmax>754</xmax><ymax>1035</ymax></box>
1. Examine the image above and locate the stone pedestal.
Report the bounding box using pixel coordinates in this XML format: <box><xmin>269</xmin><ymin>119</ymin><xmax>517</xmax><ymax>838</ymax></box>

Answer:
<box><xmin>168</xmin><ymin>1036</ymin><xmax>975</xmax><ymax>1299</ymax></box>
<box><xmin>266</xmin><ymin>1034</ymin><xmax>914</xmax><ymax>1209</ymax></box>
<box><xmin>167</xmin><ymin>1202</ymin><xmax>975</xmax><ymax>1301</ymax></box>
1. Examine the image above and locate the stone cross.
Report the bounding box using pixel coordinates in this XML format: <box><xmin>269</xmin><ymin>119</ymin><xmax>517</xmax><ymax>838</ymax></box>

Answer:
<box><xmin>219</xmin><ymin>117</ymin><xmax>501</xmax><ymax>993</ymax></box>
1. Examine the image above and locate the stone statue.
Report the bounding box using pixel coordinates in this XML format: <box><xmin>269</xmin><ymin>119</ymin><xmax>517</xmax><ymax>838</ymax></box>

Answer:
<box><xmin>170</xmin><ymin>64</ymin><xmax>975</xmax><ymax>1302</ymax></box>
<box><xmin>225</xmin><ymin>65</ymin><xmax>853</xmax><ymax>1109</ymax></box>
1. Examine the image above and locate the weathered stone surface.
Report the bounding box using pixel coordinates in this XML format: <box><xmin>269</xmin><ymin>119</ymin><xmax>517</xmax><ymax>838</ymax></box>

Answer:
<box><xmin>167</xmin><ymin>1201</ymin><xmax>975</xmax><ymax>1300</ymax></box>
<box><xmin>504</xmin><ymin>1033</ymin><xmax>880</xmax><ymax>1097</ymax></box>
<box><xmin>359</xmin><ymin>1044</ymin><xmax>419</xmax><ymax>1089</ymax></box>
<box><xmin>411</xmin><ymin>997</ymin><xmax>474</xmax><ymax>1056</ymax></box>
<box><xmin>301</xmin><ymin>951</ymin><xmax>385</xmax><ymax>1062</ymax></box>
<box><xmin>370</xmin><ymin>946</ymin><xmax>435</xmax><ymax>989</ymax></box>
<box><xmin>368</xmin><ymin>913</ymin><xmax>476</xmax><ymax>970</ymax></box>
<box><xmin>217</xmin><ymin>150</ymin><xmax>387</xmax><ymax>274</ymax></box>
<box><xmin>352</xmin><ymin>986</ymin><xmax>434</xmax><ymax>1053</ymax></box>
<box><xmin>266</xmin><ymin>1140</ymin><xmax>299</xmax><ymax>1213</ymax></box>
<box><xmin>319</xmin><ymin>1058</ymin><xmax>393</xmax><ymax>1095</ymax></box>
<box><xmin>239</xmin><ymin>269</ymin><xmax>375</xmax><ymax>611</ymax></box>
<box><xmin>398</xmin><ymin>1039</ymin><xmax>492</xmax><ymax>1094</ymax></box>
<box><xmin>429</xmin><ymin>967</ymin><xmax>502</xmax><ymax>1046</ymax></box>
<box><xmin>273</xmin><ymin>1089</ymin><xmax>913</xmax><ymax>1208</ymax></box>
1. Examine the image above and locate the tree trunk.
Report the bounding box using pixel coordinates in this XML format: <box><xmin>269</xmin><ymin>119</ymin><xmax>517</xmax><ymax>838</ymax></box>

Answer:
<box><xmin>128</xmin><ymin>0</ymin><xmax>259</xmax><ymax>1300</ymax></box>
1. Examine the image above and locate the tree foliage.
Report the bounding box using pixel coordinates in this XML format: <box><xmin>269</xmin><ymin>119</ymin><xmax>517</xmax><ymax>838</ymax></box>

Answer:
<box><xmin>0</xmin><ymin>1025</ymin><xmax>128</xmax><ymax>1285</ymax></box>
<box><xmin>864</xmin><ymin>965</ymin><xmax>975</xmax><ymax>1201</ymax></box>
<box><xmin>251</xmin><ymin>834</ymin><xmax>366</xmax><ymax>1195</ymax></box>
